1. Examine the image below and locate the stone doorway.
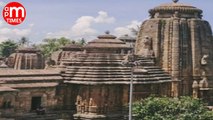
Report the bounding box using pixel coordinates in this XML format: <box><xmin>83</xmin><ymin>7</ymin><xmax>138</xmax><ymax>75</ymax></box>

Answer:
<box><xmin>31</xmin><ymin>96</ymin><xmax>41</xmax><ymax>110</ymax></box>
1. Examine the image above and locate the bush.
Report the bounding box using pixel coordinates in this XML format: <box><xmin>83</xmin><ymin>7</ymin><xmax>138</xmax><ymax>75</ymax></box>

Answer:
<box><xmin>133</xmin><ymin>96</ymin><xmax>213</xmax><ymax>120</ymax></box>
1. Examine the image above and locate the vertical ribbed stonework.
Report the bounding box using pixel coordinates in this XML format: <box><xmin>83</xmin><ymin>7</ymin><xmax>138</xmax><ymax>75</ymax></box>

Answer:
<box><xmin>168</xmin><ymin>20</ymin><xmax>173</xmax><ymax>73</ymax></box>
<box><xmin>180</xmin><ymin>18</ymin><xmax>191</xmax><ymax>95</ymax></box>
<box><xmin>163</xmin><ymin>20</ymin><xmax>172</xmax><ymax>72</ymax></box>
<box><xmin>190</xmin><ymin>19</ymin><xmax>201</xmax><ymax>80</ymax></box>
<box><xmin>158</xmin><ymin>20</ymin><xmax>166</xmax><ymax>66</ymax></box>
<box><xmin>10</xmin><ymin>49</ymin><xmax>45</xmax><ymax>70</ymax></box>
<box><xmin>171</xmin><ymin>18</ymin><xmax>180</xmax><ymax>97</ymax></box>
<box><xmin>136</xmin><ymin>1</ymin><xmax>213</xmax><ymax>97</ymax></box>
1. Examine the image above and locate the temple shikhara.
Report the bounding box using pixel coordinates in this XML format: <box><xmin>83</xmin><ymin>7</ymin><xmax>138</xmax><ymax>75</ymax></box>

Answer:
<box><xmin>0</xmin><ymin>0</ymin><xmax>213</xmax><ymax>119</ymax></box>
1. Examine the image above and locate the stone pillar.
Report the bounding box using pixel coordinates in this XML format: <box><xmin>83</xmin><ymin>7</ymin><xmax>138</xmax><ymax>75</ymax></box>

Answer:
<box><xmin>162</xmin><ymin>20</ymin><xmax>171</xmax><ymax>71</ymax></box>
<box><xmin>190</xmin><ymin>19</ymin><xmax>201</xmax><ymax>80</ymax></box>
<box><xmin>171</xmin><ymin>18</ymin><xmax>180</xmax><ymax>97</ymax></box>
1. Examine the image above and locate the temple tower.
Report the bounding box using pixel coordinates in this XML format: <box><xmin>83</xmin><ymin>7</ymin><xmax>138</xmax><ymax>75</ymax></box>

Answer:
<box><xmin>7</xmin><ymin>47</ymin><xmax>45</xmax><ymax>69</ymax></box>
<box><xmin>51</xmin><ymin>44</ymin><xmax>82</xmax><ymax>65</ymax></box>
<box><xmin>135</xmin><ymin>0</ymin><xmax>213</xmax><ymax>96</ymax></box>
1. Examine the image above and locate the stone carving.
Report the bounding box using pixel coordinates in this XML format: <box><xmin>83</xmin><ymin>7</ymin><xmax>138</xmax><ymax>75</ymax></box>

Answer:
<box><xmin>139</xmin><ymin>36</ymin><xmax>154</xmax><ymax>57</ymax></box>
<box><xmin>192</xmin><ymin>80</ymin><xmax>199</xmax><ymax>98</ymax></box>
<box><xmin>201</xmin><ymin>54</ymin><xmax>209</xmax><ymax>66</ymax></box>
<box><xmin>89</xmin><ymin>98</ymin><xmax>94</xmax><ymax>106</ymax></box>
<box><xmin>173</xmin><ymin>11</ymin><xmax>180</xmax><ymax>18</ymax></box>
<box><xmin>45</xmin><ymin>57</ymin><xmax>55</xmax><ymax>69</ymax></box>
<box><xmin>75</xmin><ymin>96</ymin><xmax>98</xmax><ymax>114</ymax></box>
<box><xmin>81</xmin><ymin>99</ymin><xmax>87</xmax><ymax>113</ymax></box>
<box><xmin>199</xmin><ymin>76</ymin><xmax>208</xmax><ymax>88</ymax></box>
<box><xmin>83</xmin><ymin>49</ymin><xmax>87</xmax><ymax>54</ymax></box>
<box><xmin>154</xmin><ymin>12</ymin><xmax>160</xmax><ymax>18</ymax></box>
<box><xmin>75</xmin><ymin>95</ymin><xmax>82</xmax><ymax>113</ymax></box>
<box><xmin>0</xmin><ymin>58</ymin><xmax>8</xmax><ymax>68</ymax></box>
<box><xmin>121</xmin><ymin>52</ymin><xmax>135</xmax><ymax>66</ymax></box>
<box><xmin>201</xmin><ymin>71</ymin><xmax>207</xmax><ymax>78</ymax></box>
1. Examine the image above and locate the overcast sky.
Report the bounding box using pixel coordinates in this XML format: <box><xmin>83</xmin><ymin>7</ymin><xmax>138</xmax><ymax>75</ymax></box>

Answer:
<box><xmin>0</xmin><ymin>0</ymin><xmax>212</xmax><ymax>44</ymax></box>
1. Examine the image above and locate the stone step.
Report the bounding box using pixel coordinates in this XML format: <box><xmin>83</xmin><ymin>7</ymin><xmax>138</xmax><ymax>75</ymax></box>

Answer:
<box><xmin>66</xmin><ymin>66</ymin><xmax>130</xmax><ymax>69</ymax></box>
<box><xmin>64</xmin><ymin>74</ymin><xmax>171</xmax><ymax>79</ymax></box>
<box><xmin>64</xmin><ymin>72</ymin><xmax>131</xmax><ymax>75</ymax></box>
<box><xmin>148</xmin><ymin>71</ymin><xmax>166</xmax><ymax>74</ymax></box>
<box><xmin>145</xmin><ymin>68</ymin><xmax>164</xmax><ymax>72</ymax></box>
<box><xmin>62</xmin><ymin>61</ymin><xmax>122</xmax><ymax>65</ymax></box>
<box><xmin>142</xmin><ymin>66</ymin><xmax>162</xmax><ymax>69</ymax></box>
<box><xmin>66</xmin><ymin>66</ymin><xmax>163</xmax><ymax>72</ymax></box>
<box><xmin>63</xmin><ymin>71</ymin><xmax>169</xmax><ymax>77</ymax></box>
<box><xmin>13</xmin><ymin>111</ymin><xmax>74</xmax><ymax>120</ymax></box>
<box><xmin>65</xmin><ymin>69</ymin><xmax>130</xmax><ymax>73</ymax></box>
<box><xmin>65</xmin><ymin>79</ymin><xmax>172</xmax><ymax>84</ymax></box>
<box><xmin>63</xmin><ymin>56</ymin><xmax>125</xmax><ymax>60</ymax></box>
<box><xmin>64</xmin><ymin>62</ymin><xmax>154</xmax><ymax>65</ymax></box>
<box><xmin>63</xmin><ymin>59</ymin><xmax>124</xmax><ymax>62</ymax></box>
<box><xmin>67</xmin><ymin>77</ymin><xmax>170</xmax><ymax>81</ymax></box>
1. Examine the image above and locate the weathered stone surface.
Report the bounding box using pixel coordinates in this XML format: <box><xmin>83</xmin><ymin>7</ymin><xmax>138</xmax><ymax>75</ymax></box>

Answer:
<box><xmin>135</xmin><ymin>1</ymin><xmax>213</xmax><ymax>97</ymax></box>
<box><xmin>7</xmin><ymin>47</ymin><xmax>45</xmax><ymax>70</ymax></box>
<box><xmin>51</xmin><ymin>44</ymin><xmax>83</xmax><ymax>65</ymax></box>
<box><xmin>0</xmin><ymin>1</ymin><xmax>213</xmax><ymax>119</ymax></box>
<box><xmin>62</xmin><ymin>33</ymin><xmax>172</xmax><ymax>117</ymax></box>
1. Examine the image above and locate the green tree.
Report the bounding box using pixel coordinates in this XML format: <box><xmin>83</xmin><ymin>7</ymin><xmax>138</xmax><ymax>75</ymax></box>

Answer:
<box><xmin>57</xmin><ymin>37</ymin><xmax>71</xmax><ymax>46</ymax></box>
<box><xmin>39</xmin><ymin>37</ymin><xmax>72</xmax><ymax>58</ymax></box>
<box><xmin>133</xmin><ymin>96</ymin><xmax>213</xmax><ymax>120</ymax></box>
<box><xmin>0</xmin><ymin>40</ymin><xmax>18</xmax><ymax>57</ymax></box>
<box><xmin>19</xmin><ymin>37</ymin><xmax>29</xmax><ymax>47</ymax></box>
<box><xmin>78</xmin><ymin>38</ymin><xmax>86</xmax><ymax>45</ymax></box>
<box><xmin>40</xmin><ymin>38</ymin><xmax>59</xmax><ymax>58</ymax></box>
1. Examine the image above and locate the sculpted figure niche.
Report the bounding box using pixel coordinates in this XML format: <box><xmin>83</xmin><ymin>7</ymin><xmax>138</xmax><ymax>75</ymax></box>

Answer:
<box><xmin>200</xmin><ymin>54</ymin><xmax>209</xmax><ymax>76</ymax></box>
<box><xmin>201</xmin><ymin>54</ymin><xmax>209</xmax><ymax>66</ymax></box>
<box><xmin>139</xmin><ymin>36</ymin><xmax>154</xmax><ymax>57</ymax></box>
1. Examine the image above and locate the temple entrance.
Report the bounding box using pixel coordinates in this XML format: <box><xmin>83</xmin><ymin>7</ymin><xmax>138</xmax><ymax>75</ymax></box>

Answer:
<box><xmin>31</xmin><ymin>96</ymin><xmax>42</xmax><ymax>110</ymax></box>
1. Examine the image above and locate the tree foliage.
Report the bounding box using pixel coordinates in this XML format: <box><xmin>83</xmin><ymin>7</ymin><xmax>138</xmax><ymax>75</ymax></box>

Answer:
<box><xmin>19</xmin><ymin>37</ymin><xmax>29</xmax><ymax>47</ymax></box>
<box><xmin>39</xmin><ymin>37</ymin><xmax>85</xmax><ymax>58</ymax></box>
<box><xmin>78</xmin><ymin>38</ymin><xmax>86</xmax><ymax>45</ymax></box>
<box><xmin>133</xmin><ymin>96</ymin><xmax>213</xmax><ymax>120</ymax></box>
<box><xmin>0</xmin><ymin>40</ymin><xmax>18</xmax><ymax>57</ymax></box>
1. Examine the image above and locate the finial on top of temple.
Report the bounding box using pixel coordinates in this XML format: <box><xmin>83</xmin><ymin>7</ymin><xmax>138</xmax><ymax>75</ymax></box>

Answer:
<box><xmin>105</xmin><ymin>30</ymin><xmax>110</xmax><ymax>34</ymax></box>
<box><xmin>173</xmin><ymin>0</ymin><xmax>179</xmax><ymax>3</ymax></box>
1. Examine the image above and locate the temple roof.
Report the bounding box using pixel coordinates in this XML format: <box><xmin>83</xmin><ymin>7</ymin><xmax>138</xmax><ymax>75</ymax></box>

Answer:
<box><xmin>62</xmin><ymin>54</ymin><xmax>172</xmax><ymax>85</ymax></box>
<box><xmin>16</xmin><ymin>47</ymin><xmax>40</xmax><ymax>53</ymax></box>
<box><xmin>3</xmin><ymin>83</ymin><xmax>59</xmax><ymax>89</ymax></box>
<box><xmin>149</xmin><ymin>1</ymin><xmax>202</xmax><ymax>15</ymax></box>
<box><xmin>0</xmin><ymin>69</ymin><xmax>63</xmax><ymax>89</ymax></box>
<box><xmin>118</xmin><ymin>34</ymin><xmax>136</xmax><ymax>41</ymax></box>
<box><xmin>0</xmin><ymin>69</ymin><xmax>62</xmax><ymax>77</ymax></box>
<box><xmin>61</xmin><ymin>44</ymin><xmax>82</xmax><ymax>51</ymax></box>
<box><xmin>0</xmin><ymin>86</ymin><xmax>18</xmax><ymax>92</ymax></box>
<box><xmin>84</xmin><ymin>32</ymin><xmax>130</xmax><ymax>49</ymax></box>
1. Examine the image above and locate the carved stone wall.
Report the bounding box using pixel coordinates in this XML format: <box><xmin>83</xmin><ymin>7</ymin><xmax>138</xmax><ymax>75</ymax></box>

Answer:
<box><xmin>14</xmin><ymin>88</ymin><xmax>58</xmax><ymax>113</ymax></box>
<box><xmin>65</xmin><ymin>83</ymin><xmax>171</xmax><ymax>115</ymax></box>
<box><xmin>136</xmin><ymin>11</ymin><xmax>213</xmax><ymax>96</ymax></box>
<box><xmin>0</xmin><ymin>92</ymin><xmax>17</xmax><ymax>114</ymax></box>
<box><xmin>66</xmin><ymin>85</ymin><xmax>123</xmax><ymax>114</ymax></box>
<box><xmin>7</xmin><ymin>52</ymin><xmax>45</xmax><ymax>70</ymax></box>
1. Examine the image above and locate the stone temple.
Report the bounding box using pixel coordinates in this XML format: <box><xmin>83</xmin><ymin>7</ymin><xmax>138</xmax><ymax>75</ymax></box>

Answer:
<box><xmin>0</xmin><ymin>0</ymin><xmax>212</xmax><ymax>119</ymax></box>
<box><xmin>135</xmin><ymin>0</ymin><xmax>213</xmax><ymax>98</ymax></box>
